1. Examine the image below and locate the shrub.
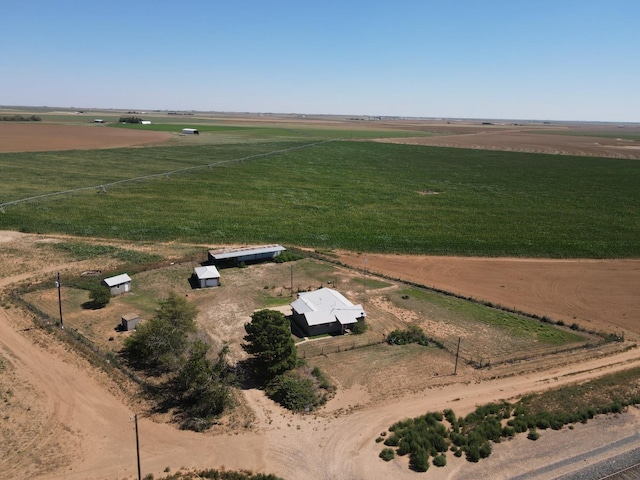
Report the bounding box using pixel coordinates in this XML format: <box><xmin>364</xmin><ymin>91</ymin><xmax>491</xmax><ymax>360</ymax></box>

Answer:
<box><xmin>409</xmin><ymin>448</ymin><xmax>429</xmax><ymax>472</ymax></box>
<box><xmin>266</xmin><ymin>371</ymin><xmax>316</xmax><ymax>412</ymax></box>
<box><xmin>527</xmin><ymin>429</ymin><xmax>540</xmax><ymax>441</ymax></box>
<box><xmin>433</xmin><ymin>454</ymin><xmax>447</xmax><ymax>467</ymax></box>
<box><xmin>383</xmin><ymin>434</ymin><xmax>400</xmax><ymax>447</ymax></box>
<box><xmin>386</xmin><ymin>325</ymin><xmax>443</xmax><ymax>348</ymax></box>
<box><xmin>379</xmin><ymin>448</ymin><xmax>395</xmax><ymax>461</ymax></box>
<box><xmin>351</xmin><ymin>320</ymin><xmax>368</xmax><ymax>334</ymax></box>
<box><xmin>88</xmin><ymin>284</ymin><xmax>111</xmax><ymax>309</ymax></box>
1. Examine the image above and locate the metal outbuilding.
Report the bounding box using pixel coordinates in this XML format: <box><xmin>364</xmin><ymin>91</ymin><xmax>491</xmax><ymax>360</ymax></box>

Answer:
<box><xmin>181</xmin><ymin>128</ymin><xmax>199</xmax><ymax>135</ymax></box>
<box><xmin>102</xmin><ymin>273</ymin><xmax>132</xmax><ymax>296</ymax></box>
<box><xmin>121</xmin><ymin>313</ymin><xmax>141</xmax><ymax>331</ymax></box>
<box><xmin>208</xmin><ymin>244</ymin><xmax>286</xmax><ymax>266</ymax></box>
<box><xmin>193</xmin><ymin>265</ymin><xmax>221</xmax><ymax>288</ymax></box>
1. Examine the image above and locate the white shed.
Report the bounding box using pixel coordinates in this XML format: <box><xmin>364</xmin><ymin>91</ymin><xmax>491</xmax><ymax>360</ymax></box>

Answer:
<box><xmin>103</xmin><ymin>273</ymin><xmax>132</xmax><ymax>296</ymax></box>
<box><xmin>182</xmin><ymin>128</ymin><xmax>199</xmax><ymax>135</ymax></box>
<box><xmin>194</xmin><ymin>265</ymin><xmax>220</xmax><ymax>288</ymax></box>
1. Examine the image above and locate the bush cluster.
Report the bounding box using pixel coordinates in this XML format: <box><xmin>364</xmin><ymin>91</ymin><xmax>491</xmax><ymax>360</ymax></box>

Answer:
<box><xmin>119</xmin><ymin>116</ymin><xmax>144</xmax><ymax>123</ymax></box>
<box><xmin>1</xmin><ymin>114</ymin><xmax>41</xmax><ymax>121</ymax></box>
<box><xmin>386</xmin><ymin>325</ymin><xmax>443</xmax><ymax>348</ymax></box>
<box><xmin>265</xmin><ymin>365</ymin><xmax>334</xmax><ymax>412</ymax></box>
<box><xmin>123</xmin><ymin>293</ymin><xmax>234</xmax><ymax>430</ymax></box>
<box><xmin>380</xmin><ymin>390</ymin><xmax>640</xmax><ymax>473</ymax></box>
<box><xmin>151</xmin><ymin>468</ymin><xmax>284</xmax><ymax>480</ymax></box>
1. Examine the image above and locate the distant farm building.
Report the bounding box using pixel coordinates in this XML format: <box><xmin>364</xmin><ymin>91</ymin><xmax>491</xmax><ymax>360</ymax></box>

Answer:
<box><xmin>140</xmin><ymin>120</ymin><xmax>152</xmax><ymax>125</ymax></box>
<box><xmin>93</xmin><ymin>119</ymin><xmax>105</xmax><ymax>123</ymax></box>
<box><xmin>121</xmin><ymin>313</ymin><xmax>141</xmax><ymax>331</ymax></box>
<box><xmin>291</xmin><ymin>287</ymin><xmax>366</xmax><ymax>336</ymax></box>
<box><xmin>102</xmin><ymin>273</ymin><xmax>132</xmax><ymax>296</ymax></box>
<box><xmin>182</xmin><ymin>128</ymin><xmax>199</xmax><ymax>135</ymax></box>
<box><xmin>208</xmin><ymin>244</ymin><xmax>286</xmax><ymax>266</ymax></box>
<box><xmin>193</xmin><ymin>265</ymin><xmax>221</xmax><ymax>288</ymax></box>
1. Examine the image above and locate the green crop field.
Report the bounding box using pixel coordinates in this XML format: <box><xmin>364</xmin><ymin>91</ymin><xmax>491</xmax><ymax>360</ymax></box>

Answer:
<box><xmin>1</xmin><ymin>140</ymin><xmax>638</xmax><ymax>258</ymax></box>
<box><xmin>112</xmin><ymin>122</ymin><xmax>431</xmax><ymax>141</ymax></box>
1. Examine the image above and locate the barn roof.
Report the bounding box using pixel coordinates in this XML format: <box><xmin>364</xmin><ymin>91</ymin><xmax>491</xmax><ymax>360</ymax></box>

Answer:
<box><xmin>209</xmin><ymin>244</ymin><xmax>286</xmax><ymax>260</ymax></box>
<box><xmin>103</xmin><ymin>273</ymin><xmax>132</xmax><ymax>287</ymax></box>
<box><xmin>291</xmin><ymin>287</ymin><xmax>365</xmax><ymax>326</ymax></box>
<box><xmin>194</xmin><ymin>265</ymin><xmax>220</xmax><ymax>280</ymax></box>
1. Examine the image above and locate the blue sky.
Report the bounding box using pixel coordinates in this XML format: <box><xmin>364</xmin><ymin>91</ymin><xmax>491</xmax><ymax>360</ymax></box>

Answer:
<box><xmin>1</xmin><ymin>1</ymin><xmax>638</xmax><ymax>122</ymax></box>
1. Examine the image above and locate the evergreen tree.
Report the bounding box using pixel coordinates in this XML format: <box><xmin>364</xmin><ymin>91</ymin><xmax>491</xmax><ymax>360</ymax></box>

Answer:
<box><xmin>243</xmin><ymin>309</ymin><xmax>296</xmax><ymax>380</ymax></box>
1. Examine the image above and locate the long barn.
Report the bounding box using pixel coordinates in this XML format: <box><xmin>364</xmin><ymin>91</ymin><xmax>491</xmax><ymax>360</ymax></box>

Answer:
<box><xmin>208</xmin><ymin>244</ymin><xmax>286</xmax><ymax>266</ymax></box>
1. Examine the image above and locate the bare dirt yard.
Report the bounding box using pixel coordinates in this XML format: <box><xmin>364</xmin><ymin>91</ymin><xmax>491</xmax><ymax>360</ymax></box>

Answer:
<box><xmin>1</xmin><ymin>231</ymin><xmax>640</xmax><ymax>480</ymax></box>
<box><xmin>0</xmin><ymin>123</ymin><xmax>172</xmax><ymax>153</ymax></box>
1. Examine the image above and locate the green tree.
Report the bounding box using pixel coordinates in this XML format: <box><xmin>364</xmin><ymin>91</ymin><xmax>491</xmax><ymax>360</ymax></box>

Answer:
<box><xmin>123</xmin><ymin>292</ymin><xmax>197</xmax><ymax>371</ymax></box>
<box><xmin>88</xmin><ymin>284</ymin><xmax>111</xmax><ymax>308</ymax></box>
<box><xmin>243</xmin><ymin>309</ymin><xmax>296</xmax><ymax>380</ymax></box>
<box><xmin>179</xmin><ymin>340</ymin><xmax>233</xmax><ymax>422</ymax></box>
<box><xmin>265</xmin><ymin>370</ymin><xmax>316</xmax><ymax>412</ymax></box>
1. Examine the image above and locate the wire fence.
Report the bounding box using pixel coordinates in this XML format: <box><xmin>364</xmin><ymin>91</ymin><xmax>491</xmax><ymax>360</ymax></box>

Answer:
<box><xmin>297</xmin><ymin>334</ymin><xmax>386</xmax><ymax>358</ymax></box>
<box><xmin>0</xmin><ymin>139</ymin><xmax>339</xmax><ymax>211</ymax></box>
<box><xmin>297</xmin><ymin>330</ymin><xmax>608</xmax><ymax>368</ymax></box>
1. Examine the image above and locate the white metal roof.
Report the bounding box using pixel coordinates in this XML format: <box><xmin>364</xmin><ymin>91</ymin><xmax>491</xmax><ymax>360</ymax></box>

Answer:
<box><xmin>103</xmin><ymin>273</ymin><xmax>132</xmax><ymax>287</ymax></box>
<box><xmin>209</xmin><ymin>244</ymin><xmax>286</xmax><ymax>260</ymax></box>
<box><xmin>291</xmin><ymin>288</ymin><xmax>365</xmax><ymax>326</ymax></box>
<box><xmin>194</xmin><ymin>265</ymin><xmax>220</xmax><ymax>280</ymax></box>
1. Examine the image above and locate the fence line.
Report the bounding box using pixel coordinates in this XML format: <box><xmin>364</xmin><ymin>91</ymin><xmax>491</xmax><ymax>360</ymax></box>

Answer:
<box><xmin>297</xmin><ymin>335</ymin><xmax>386</xmax><ymax>358</ymax></box>
<box><xmin>0</xmin><ymin>139</ymin><xmax>339</xmax><ymax>211</ymax></box>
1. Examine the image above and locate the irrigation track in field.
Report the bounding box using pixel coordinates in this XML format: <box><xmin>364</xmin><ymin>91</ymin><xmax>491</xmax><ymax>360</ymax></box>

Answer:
<box><xmin>0</xmin><ymin>138</ymin><xmax>340</xmax><ymax>211</ymax></box>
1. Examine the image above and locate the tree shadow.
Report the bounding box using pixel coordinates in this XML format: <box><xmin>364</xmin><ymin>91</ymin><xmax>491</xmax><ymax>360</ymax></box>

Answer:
<box><xmin>235</xmin><ymin>359</ymin><xmax>266</xmax><ymax>390</ymax></box>
<box><xmin>81</xmin><ymin>300</ymin><xmax>107</xmax><ymax>310</ymax></box>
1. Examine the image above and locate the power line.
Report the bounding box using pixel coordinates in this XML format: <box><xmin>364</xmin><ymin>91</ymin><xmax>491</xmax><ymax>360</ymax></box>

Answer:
<box><xmin>0</xmin><ymin>139</ymin><xmax>339</xmax><ymax>211</ymax></box>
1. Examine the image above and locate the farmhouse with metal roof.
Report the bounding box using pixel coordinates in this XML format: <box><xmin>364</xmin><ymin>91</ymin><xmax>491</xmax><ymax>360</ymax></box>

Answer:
<box><xmin>291</xmin><ymin>287</ymin><xmax>366</xmax><ymax>336</ymax></box>
<box><xmin>208</xmin><ymin>244</ymin><xmax>286</xmax><ymax>266</ymax></box>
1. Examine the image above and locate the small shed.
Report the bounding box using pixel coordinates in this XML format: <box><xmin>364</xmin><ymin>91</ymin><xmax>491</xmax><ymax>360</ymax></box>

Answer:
<box><xmin>208</xmin><ymin>244</ymin><xmax>286</xmax><ymax>266</ymax></box>
<box><xmin>121</xmin><ymin>313</ymin><xmax>141</xmax><ymax>331</ymax></box>
<box><xmin>182</xmin><ymin>128</ymin><xmax>199</xmax><ymax>135</ymax></box>
<box><xmin>103</xmin><ymin>273</ymin><xmax>132</xmax><ymax>296</ymax></box>
<box><xmin>194</xmin><ymin>265</ymin><xmax>221</xmax><ymax>288</ymax></box>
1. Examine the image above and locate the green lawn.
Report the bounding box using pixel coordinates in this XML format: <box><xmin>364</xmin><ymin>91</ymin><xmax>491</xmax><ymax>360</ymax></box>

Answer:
<box><xmin>1</xmin><ymin>140</ymin><xmax>638</xmax><ymax>258</ymax></box>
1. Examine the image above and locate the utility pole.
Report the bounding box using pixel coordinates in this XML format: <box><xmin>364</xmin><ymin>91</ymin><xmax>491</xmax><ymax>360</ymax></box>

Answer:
<box><xmin>55</xmin><ymin>272</ymin><xmax>64</xmax><ymax>329</ymax></box>
<box><xmin>454</xmin><ymin>337</ymin><xmax>461</xmax><ymax>375</ymax></box>
<box><xmin>134</xmin><ymin>413</ymin><xmax>141</xmax><ymax>480</ymax></box>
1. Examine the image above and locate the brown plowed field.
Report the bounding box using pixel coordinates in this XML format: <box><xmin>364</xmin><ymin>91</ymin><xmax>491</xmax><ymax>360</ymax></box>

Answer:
<box><xmin>377</xmin><ymin>129</ymin><xmax>640</xmax><ymax>159</ymax></box>
<box><xmin>336</xmin><ymin>252</ymin><xmax>640</xmax><ymax>339</ymax></box>
<box><xmin>0</xmin><ymin>123</ymin><xmax>172</xmax><ymax>152</ymax></box>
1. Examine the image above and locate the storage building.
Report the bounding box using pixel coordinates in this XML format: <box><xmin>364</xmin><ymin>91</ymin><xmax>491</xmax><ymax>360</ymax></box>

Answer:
<box><xmin>193</xmin><ymin>265</ymin><xmax>221</xmax><ymax>288</ymax></box>
<box><xmin>102</xmin><ymin>273</ymin><xmax>132</xmax><ymax>296</ymax></box>
<box><xmin>208</xmin><ymin>244</ymin><xmax>286</xmax><ymax>266</ymax></box>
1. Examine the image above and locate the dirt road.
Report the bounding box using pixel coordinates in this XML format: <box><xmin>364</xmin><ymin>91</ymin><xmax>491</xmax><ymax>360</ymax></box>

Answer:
<box><xmin>2</xmin><ymin>233</ymin><xmax>640</xmax><ymax>479</ymax></box>
<box><xmin>2</xmin><ymin>301</ymin><xmax>640</xmax><ymax>479</ymax></box>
